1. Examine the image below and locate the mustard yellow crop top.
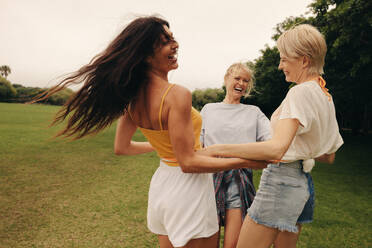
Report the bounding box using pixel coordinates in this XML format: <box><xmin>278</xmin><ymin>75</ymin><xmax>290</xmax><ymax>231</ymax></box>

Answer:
<box><xmin>137</xmin><ymin>84</ymin><xmax>202</xmax><ymax>166</ymax></box>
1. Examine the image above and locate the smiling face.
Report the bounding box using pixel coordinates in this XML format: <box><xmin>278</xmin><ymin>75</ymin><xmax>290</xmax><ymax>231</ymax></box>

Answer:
<box><xmin>278</xmin><ymin>54</ymin><xmax>305</xmax><ymax>83</ymax></box>
<box><xmin>224</xmin><ymin>68</ymin><xmax>252</xmax><ymax>102</ymax></box>
<box><xmin>147</xmin><ymin>25</ymin><xmax>179</xmax><ymax>74</ymax></box>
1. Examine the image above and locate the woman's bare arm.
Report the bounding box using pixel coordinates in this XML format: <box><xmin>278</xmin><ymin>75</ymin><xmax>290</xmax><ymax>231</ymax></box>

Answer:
<box><xmin>167</xmin><ymin>86</ymin><xmax>267</xmax><ymax>173</ymax></box>
<box><xmin>204</xmin><ymin>118</ymin><xmax>300</xmax><ymax>161</ymax></box>
<box><xmin>114</xmin><ymin>113</ymin><xmax>155</xmax><ymax>155</ymax></box>
<box><xmin>315</xmin><ymin>153</ymin><xmax>335</xmax><ymax>164</ymax></box>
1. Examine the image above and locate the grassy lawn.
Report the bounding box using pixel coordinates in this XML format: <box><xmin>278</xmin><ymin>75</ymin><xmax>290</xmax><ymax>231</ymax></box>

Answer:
<box><xmin>0</xmin><ymin>102</ymin><xmax>371</xmax><ymax>247</ymax></box>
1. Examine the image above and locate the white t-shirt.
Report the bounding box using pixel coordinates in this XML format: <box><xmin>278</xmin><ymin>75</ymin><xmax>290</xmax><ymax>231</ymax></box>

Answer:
<box><xmin>271</xmin><ymin>80</ymin><xmax>344</xmax><ymax>161</ymax></box>
<box><xmin>200</xmin><ymin>103</ymin><xmax>271</xmax><ymax>147</ymax></box>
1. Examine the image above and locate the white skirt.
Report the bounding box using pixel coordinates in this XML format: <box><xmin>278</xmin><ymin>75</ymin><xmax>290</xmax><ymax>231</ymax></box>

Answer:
<box><xmin>147</xmin><ymin>161</ymin><xmax>219</xmax><ymax>247</ymax></box>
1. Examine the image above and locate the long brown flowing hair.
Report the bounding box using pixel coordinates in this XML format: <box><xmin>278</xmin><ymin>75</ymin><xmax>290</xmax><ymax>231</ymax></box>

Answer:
<box><xmin>32</xmin><ymin>16</ymin><xmax>171</xmax><ymax>139</ymax></box>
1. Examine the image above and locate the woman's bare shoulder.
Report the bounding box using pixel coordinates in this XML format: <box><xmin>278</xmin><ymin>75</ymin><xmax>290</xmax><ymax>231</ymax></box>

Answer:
<box><xmin>170</xmin><ymin>84</ymin><xmax>191</xmax><ymax>95</ymax></box>
<box><xmin>167</xmin><ymin>84</ymin><xmax>192</xmax><ymax>106</ymax></box>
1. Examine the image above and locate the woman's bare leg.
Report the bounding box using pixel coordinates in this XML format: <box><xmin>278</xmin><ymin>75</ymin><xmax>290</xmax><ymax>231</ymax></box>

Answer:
<box><xmin>236</xmin><ymin>216</ymin><xmax>279</xmax><ymax>248</ymax></box>
<box><xmin>273</xmin><ymin>224</ymin><xmax>301</xmax><ymax>248</ymax></box>
<box><xmin>158</xmin><ymin>235</ymin><xmax>174</xmax><ymax>248</ymax></box>
<box><xmin>182</xmin><ymin>231</ymin><xmax>219</xmax><ymax>248</ymax></box>
<box><xmin>223</xmin><ymin>209</ymin><xmax>243</xmax><ymax>248</ymax></box>
<box><xmin>159</xmin><ymin>232</ymin><xmax>219</xmax><ymax>248</ymax></box>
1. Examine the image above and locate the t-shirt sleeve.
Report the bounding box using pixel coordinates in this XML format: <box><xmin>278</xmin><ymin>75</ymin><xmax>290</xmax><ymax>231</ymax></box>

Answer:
<box><xmin>256</xmin><ymin>108</ymin><xmax>272</xmax><ymax>141</ymax></box>
<box><xmin>279</xmin><ymin>86</ymin><xmax>314</xmax><ymax>134</ymax></box>
<box><xmin>328</xmin><ymin>131</ymin><xmax>344</xmax><ymax>154</ymax></box>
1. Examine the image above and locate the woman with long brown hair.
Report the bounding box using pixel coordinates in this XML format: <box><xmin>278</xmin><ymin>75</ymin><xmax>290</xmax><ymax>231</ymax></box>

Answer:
<box><xmin>34</xmin><ymin>16</ymin><xmax>266</xmax><ymax>248</ymax></box>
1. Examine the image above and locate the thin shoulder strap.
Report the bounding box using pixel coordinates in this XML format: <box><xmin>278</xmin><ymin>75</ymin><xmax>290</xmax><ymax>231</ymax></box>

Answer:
<box><xmin>158</xmin><ymin>84</ymin><xmax>175</xmax><ymax>130</ymax></box>
<box><xmin>127</xmin><ymin>102</ymin><xmax>134</xmax><ymax>120</ymax></box>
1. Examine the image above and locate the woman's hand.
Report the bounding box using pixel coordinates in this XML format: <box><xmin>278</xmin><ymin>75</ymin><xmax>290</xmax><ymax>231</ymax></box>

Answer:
<box><xmin>195</xmin><ymin>147</ymin><xmax>218</xmax><ymax>157</ymax></box>
<box><xmin>242</xmin><ymin>159</ymin><xmax>268</xmax><ymax>169</ymax></box>
<box><xmin>200</xmin><ymin>144</ymin><xmax>223</xmax><ymax>157</ymax></box>
<box><xmin>196</xmin><ymin>149</ymin><xmax>268</xmax><ymax>169</ymax></box>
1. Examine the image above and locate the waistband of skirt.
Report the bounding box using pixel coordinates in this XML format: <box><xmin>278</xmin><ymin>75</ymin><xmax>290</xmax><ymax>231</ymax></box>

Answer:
<box><xmin>159</xmin><ymin>160</ymin><xmax>182</xmax><ymax>170</ymax></box>
<box><xmin>160</xmin><ymin>157</ymin><xmax>179</xmax><ymax>167</ymax></box>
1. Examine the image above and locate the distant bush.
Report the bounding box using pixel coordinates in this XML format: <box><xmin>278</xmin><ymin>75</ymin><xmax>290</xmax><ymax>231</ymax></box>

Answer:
<box><xmin>13</xmin><ymin>85</ymin><xmax>44</xmax><ymax>102</ymax></box>
<box><xmin>0</xmin><ymin>81</ymin><xmax>74</xmax><ymax>106</ymax></box>
<box><xmin>45</xmin><ymin>88</ymin><xmax>74</xmax><ymax>105</ymax></box>
<box><xmin>192</xmin><ymin>87</ymin><xmax>225</xmax><ymax>110</ymax></box>
<box><xmin>0</xmin><ymin>76</ymin><xmax>17</xmax><ymax>101</ymax></box>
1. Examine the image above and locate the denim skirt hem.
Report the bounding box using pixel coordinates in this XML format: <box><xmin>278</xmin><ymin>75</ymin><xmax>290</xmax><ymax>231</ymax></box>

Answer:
<box><xmin>248</xmin><ymin>213</ymin><xmax>299</xmax><ymax>233</ymax></box>
<box><xmin>297</xmin><ymin>219</ymin><xmax>313</xmax><ymax>224</ymax></box>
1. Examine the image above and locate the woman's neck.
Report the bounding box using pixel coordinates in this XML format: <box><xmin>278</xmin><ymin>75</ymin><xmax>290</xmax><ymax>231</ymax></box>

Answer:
<box><xmin>223</xmin><ymin>95</ymin><xmax>240</xmax><ymax>104</ymax></box>
<box><xmin>296</xmin><ymin>71</ymin><xmax>319</xmax><ymax>84</ymax></box>
<box><xmin>148</xmin><ymin>69</ymin><xmax>168</xmax><ymax>82</ymax></box>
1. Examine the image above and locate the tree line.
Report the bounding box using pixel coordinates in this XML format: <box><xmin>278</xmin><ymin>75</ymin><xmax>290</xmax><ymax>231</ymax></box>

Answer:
<box><xmin>0</xmin><ymin>73</ymin><xmax>73</xmax><ymax>106</ymax></box>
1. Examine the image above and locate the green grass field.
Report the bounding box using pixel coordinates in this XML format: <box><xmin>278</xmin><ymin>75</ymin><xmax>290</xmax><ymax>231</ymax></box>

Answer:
<box><xmin>0</xmin><ymin>102</ymin><xmax>371</xmax><ymax>247</ymax></box>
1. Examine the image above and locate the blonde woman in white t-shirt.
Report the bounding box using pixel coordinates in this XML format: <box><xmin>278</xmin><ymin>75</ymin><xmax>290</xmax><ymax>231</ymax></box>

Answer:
<box><xmin>202</xmin><ymin>24</ymin><xmax>344</xmax><ymax>248</ymax></box>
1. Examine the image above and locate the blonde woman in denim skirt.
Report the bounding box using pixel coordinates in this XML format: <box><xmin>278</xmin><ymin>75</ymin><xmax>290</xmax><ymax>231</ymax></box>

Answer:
<box><xmin>203</xmin><ymin>24</ymin><xmax>344</xmax><ymax>248</ymax></box>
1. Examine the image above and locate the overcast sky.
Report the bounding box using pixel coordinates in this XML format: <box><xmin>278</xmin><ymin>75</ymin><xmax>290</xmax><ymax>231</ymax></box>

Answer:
<box><xmin>1</xmin><ymin>0</ymin><xmax>313</xmax><ymax>90</ymax></box>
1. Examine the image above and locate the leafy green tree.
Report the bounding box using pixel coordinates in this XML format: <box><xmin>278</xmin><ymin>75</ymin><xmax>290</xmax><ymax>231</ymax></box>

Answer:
<box><xmin>308</xmin><ymin>0</ymin><xmax>372</xmax><ymax>134</ymax></box>
<box><xmin>272</xmin><ymin>16</ymin><xmax>311</xmax><ymax>41</ymax></box>
<box><xmin>0</xmin><ymin>76</ymin><xmax>17</xmax><ymax>101</ymax></box>
<box><xmin>192</xmin><ymin>88</ymin><xmax>225</xmax><ymax>110</ymax></box>
<box><xmin>0</xmin><ymin>65</ymin><xmax>11</xmax><ymax>79</ymax></box>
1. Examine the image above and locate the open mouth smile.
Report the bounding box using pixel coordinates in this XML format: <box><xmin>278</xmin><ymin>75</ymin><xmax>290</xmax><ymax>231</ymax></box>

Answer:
<box><xmin>234</xmin><ymin>87</ymin><xmax>244</xmax><ymax>92</ymax></box>
<box><xmin>168</xmin><ymin>53</ymin><xmax>178</xmax><ymax>63</ymax></box>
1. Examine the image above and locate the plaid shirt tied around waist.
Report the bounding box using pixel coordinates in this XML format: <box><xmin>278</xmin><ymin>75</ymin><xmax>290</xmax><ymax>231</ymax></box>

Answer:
<box><xmin>213</xmin><ymin>168</ymin><xmax>256</xmax><ymax>226</ymax></box>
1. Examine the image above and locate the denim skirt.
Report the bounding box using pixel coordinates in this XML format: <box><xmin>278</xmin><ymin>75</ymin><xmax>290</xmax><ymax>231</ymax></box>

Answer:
<box><xmin>247</xmin><ymin>161</ymin><xmax>313</xmax><ymax>233</ymax></box>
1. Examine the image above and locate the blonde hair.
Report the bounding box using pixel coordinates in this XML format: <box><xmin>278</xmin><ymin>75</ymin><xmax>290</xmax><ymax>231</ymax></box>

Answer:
<box><xmin>224</xmin><ymin>63</ymin><xmax>255</xmax><ymax>96</ymax></box>
<box><xmin>277</xmin><ymin>24</ymin><xmax>327</xmax><ymax>75</ymax></box>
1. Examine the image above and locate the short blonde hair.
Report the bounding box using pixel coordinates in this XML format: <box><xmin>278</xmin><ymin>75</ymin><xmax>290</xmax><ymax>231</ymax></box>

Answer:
<box><xmin>277</xmin><ymin>24</ymin><xmax>327</xmax><ymax>75</ymax></box>
<box><xmin>224</xmin><ymin>63</ymin><xmax>255</xmax><ymax>96</ymax></box>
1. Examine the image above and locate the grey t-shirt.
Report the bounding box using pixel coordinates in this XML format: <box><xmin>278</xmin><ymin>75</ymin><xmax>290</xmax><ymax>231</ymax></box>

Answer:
<box><xmin>200</xmin><ymin>103</ymin><xmax>271</xmax><ymax>147</ymax></box>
